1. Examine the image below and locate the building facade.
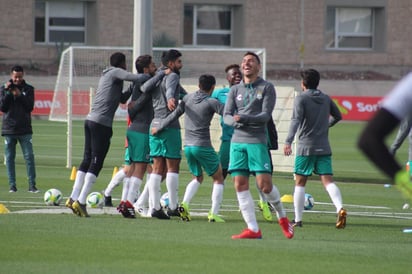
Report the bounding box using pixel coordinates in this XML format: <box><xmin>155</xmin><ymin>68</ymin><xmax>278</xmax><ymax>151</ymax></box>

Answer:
<box><xmin>0</xmin><ymin>0</ymin><xmax>411</xmax><ymax>77</ymax></box>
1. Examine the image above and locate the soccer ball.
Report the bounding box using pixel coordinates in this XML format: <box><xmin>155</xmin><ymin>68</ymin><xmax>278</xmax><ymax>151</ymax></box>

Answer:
<box><xmin>160</xmin><ymin>192</ymin><xmax>169</xmax><ymax>209</ymax></box>
<box><xmin>86</xmin><ymin>192</ymin><xmax>104</xmax><ymax>208</ymax></box>
<box><xmin>44</xmin><ymin>188</ymin><xmax>63</xmax><ymax>206</ymax></box>
<box><xmin>304</xmin><ymin>193</ymin><xmax>315</xmax><ymax>210</ymax></box>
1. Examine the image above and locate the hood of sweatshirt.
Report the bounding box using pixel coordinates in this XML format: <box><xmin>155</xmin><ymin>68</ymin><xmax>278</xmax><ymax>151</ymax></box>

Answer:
<box><xmin>192</xmin><ymin>90</ymin><xmax>210</xmax><ymax>104</ymax></box>
<box><xmin>305</xmin><ymin>89</ymin><xmax>325</xmax><ymax>104</ymax></box>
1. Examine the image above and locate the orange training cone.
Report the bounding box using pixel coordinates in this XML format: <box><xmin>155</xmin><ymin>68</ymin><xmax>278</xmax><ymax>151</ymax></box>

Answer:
<box><xmin>112</xmin><ymin>166</ymin><xmax>119</xmax><ymax>179</ymax></box>
<box><xmin>70</xmin><ymin>166</ymin><xmax>77</xmax><ymax>181</ymax></box>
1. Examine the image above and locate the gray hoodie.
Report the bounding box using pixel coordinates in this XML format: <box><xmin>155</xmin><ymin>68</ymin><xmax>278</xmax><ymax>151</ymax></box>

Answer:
<box><xmin>87</xmin><ymin>67</ymin><xmax>149</xmax><ymax>127</ymax></box>
<box><xmin>285</xmin><ymin>89</ymin><xmax>342</xmax><ymax>155</ymax></box>
<box><xmin>155</xmin><ymin>90</ymin><xmax>224</xmax><ymax>147</ymax></box>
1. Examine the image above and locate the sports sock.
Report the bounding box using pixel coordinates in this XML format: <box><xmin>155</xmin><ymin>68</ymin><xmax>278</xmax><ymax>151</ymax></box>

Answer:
<box><xmin>127</xmin><ymin>176</ymin><xmax>142</xmax><ymax>203</ymax></box>
<box><xmin>135</xmin><ymin>180</ymin><xmax>149</xmax><ymax>209</ymax></box>
<box><xmin>148</xmin><ymin>173</ymin><xmax>162</xmax><ymax>210</ymax></box>
<box><xmin>104</xmin><ymin>168</ymin><xmax>126</xmax><ymax>197</ymax></box>
<box><xmin>182</xmin><ymin>179</ymin><xmax>201</xmax><ymax>204</ymax></box>
<box><xmin>166</xmin><ymin>172</ymin><xmax>179</xmax><ymax>210</ymax></box>
<box><xmin>264</xmin><ymin>184</ymin><xmax>286</xmax><ymax>219</ymax></box>
<box><xmin>70</xmin><ymin>170</ymin><xmax>86</xmax><ymax>200</ymax></box>
<box><xmin>293</xmin><ymin>186</ymin><xmax>305</xmax><ymax>222</ymax></box>
<box><xmin>237</xmin><ymin>190</ymin><xmax>259</xmax><ymax>232</ymax></box>
<box><xmin>210</xmin><ymin>183</ymin><xmax>224</xmax><ymax>216</ymax></box>
<box><xmin>121</xmin><ymin>177</ymin><xmax>130</xmax><ymax>202</ymax></box>
<box><xmin>77</xmin><ymin>172</ymin><xmax>97</xmax><ymax>204</ymax></box>
<box><xmin>326</xmin><ymin>182</ymin><xmax>343</xmax><ymax>213</ymax></box>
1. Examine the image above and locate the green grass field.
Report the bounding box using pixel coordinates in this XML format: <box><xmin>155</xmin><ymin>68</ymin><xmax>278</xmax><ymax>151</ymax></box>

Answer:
<box><xmin>1</xmin><ymin>120</ymin><xmax>412</xmax><ymax>274</ymax></box>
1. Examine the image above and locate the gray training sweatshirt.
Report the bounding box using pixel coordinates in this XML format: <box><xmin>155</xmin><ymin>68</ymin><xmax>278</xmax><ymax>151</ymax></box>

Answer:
<box><xmin>285</xmin><ymin>89</ymin><xmax>342</xmax><ymax>156</ymax></box>
<box><xmin>87</xmin><ymin>67</ymin><xmax>149</xmax><ymax>127</ymax></box>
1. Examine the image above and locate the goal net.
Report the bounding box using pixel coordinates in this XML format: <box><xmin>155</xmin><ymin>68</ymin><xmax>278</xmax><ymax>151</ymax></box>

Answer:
<box><xmin>50</xmin><ymin>46</ymin><xmax>295</xmax><ymax>172</ymax></box>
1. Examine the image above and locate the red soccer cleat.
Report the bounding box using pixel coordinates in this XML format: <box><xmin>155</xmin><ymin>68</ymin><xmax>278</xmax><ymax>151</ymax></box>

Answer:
<box><xmin>231</xmin><ymin>228</ymin><xmax>262</xmax><ymax>239</ymax></box>
<box><xmin>279</xmin><ymin>217</ymin><xmax>294</xmax><ymax>239</ymax></box>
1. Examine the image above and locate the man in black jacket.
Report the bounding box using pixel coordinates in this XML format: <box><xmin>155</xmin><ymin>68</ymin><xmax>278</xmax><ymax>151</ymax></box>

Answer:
<box><xmin>0</xmin><ymin>65</ymin><xmax>38</xmax><ymax>193</ymax></box>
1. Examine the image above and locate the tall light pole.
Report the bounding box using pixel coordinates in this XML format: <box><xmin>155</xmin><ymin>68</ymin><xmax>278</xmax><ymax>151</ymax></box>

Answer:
<box><xmin>133</xmin><ymin>0</ymin><xmax>153</xmax><ymax>73</ymax></box>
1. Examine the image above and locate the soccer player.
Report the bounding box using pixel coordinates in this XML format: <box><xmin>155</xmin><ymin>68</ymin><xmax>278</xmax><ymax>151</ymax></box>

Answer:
<box><xmin>358</xmin><ymin>72</ymin><xmax>412</xmax><ymax>200</ymax></box>
<box><xmin>212</xmin><ymin>64</ymin><xmax>275</xmax><ymax>222</ymax></box>
<box><xmin>65</xmin><ymin>52</ymin><xmax>150</xmax><ymax>217</ymax></box>
<box><xmin>116</xmin><ymin>54</ymin><xmax>158</xmax><ymax>218</ymax></box>
<box><xmin>283</xmin><ymin>69</ymin><xmax>346</xmax><ymax>229</ymax></box>
<box><xmin>152</xmin><ymin>74</ymin><xmax>225</xmax><ymax>222</ymax></box>
<box><xmin>140</xmin><ymin>49</ymin><xmax>186</xmax><ymax>219</ymax></box>
<box><xmin>224</xmin><ymin>52</ymin><xmax>294</xmax><ymax>239</ymax></box>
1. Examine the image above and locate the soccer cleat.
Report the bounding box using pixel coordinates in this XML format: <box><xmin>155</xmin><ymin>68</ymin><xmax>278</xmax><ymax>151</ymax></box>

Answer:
<box><xmin>65</xmin><ymin>198</ymin><xmax>75</xmax><ymax>213</ymax></box>
<box><xmin>151</xmin><ymin>208</ymin><xmax>170</xmax><ymax>219</ymax></box>
<box><xmin>9</xmin><ymin>186</ymin><xmax>17</xmax><ymax>193</ymax></box>
<box><xmin>136</xmin><ymin>207</ymin><xmax>150</xmax><ymax>218</ymax></box>
<box><xmin>336</xmin><ymin>208</ymin><xmax>347</xmax><ymax>229</ymax></box>
<box><xmin>258</xmin><ymin>200</ymin><xmax>273</xmax><ymax>222</ymax></box>
<box><xmin>208</xmin><ymin>212</ymin><xmax>225</xmax><ymax>223</ymax></box>
<box><xmin>279</xmin><ymin>217</ymin><xmax>294</xmax><ymax>239</ymax></box>
<box><xmin>104</xmin><ymin>195</ymin><xmax>113</xmax><ymax>207</ymax></box>
<box><xmin>28</xmin><ymin>186</ymin><xmax>40</xmax><ymax>193</ymax></box>
<box><xmin>290</xmin><ymin>220</ymin><xmax>303</xmax><ymax>227</ymax></box>
<box><xmin>232</xmin><ymin>228</ymin><xmax>262</xmax><ymax>239</ymax></box>
<box><xmin>72</xmin><ymin>200</ymin><xmax>90</xmax><ymax>217</ymax></box>
<box><xmin>395</xmin><ymin>169</ymin><xmax>412</xmax><ymax>201</ymax></box>
<box><xmin>177</xmin><ymin>203</ymin><xmax>191</xmax><ymax>221</ymax></box>
<box><xmin>167</xmin><ymin>207</ymin><xmax>181</xmax><ymax>217</ymax></box>
<box><xmin>117</xmin><ymin>201</ymin><xmax>136</xmax><ymax>218</ymax></box>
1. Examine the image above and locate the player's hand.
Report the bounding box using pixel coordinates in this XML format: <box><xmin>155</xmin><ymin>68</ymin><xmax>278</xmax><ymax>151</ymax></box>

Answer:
<box><xmin>168</xmin><ymin>98</ymin><xmax>176</xmax><ymax>111</ymax></box>
<box><xmin>233</xmin><ymin>114</ymin><xmax>241</xmax><ymax>122</ymax></box>
<box><xmin>283</xmin><ymin>144</ymin><xmax>292</xmax><ymax>156</ymax></box>
<box><xmin>151</xmin><ymin>127</ymin><xmax>158</xmax><ymax>135</ymax></box>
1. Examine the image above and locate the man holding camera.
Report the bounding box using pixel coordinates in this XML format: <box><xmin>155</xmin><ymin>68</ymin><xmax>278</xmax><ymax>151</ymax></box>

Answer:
<box><xmin>0</xmin><ymin>65</ymin><xmax>37</xmax><ymax>193</ymax></box>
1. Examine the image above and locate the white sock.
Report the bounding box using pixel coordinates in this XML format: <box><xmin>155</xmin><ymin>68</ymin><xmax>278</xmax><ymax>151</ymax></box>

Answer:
<box><xmin>264</xmin><ymin>185</ymin><xmax>286</xmax><ymax>219</ymax></box>
<box><xmin>135</xmin><ymin>181</ymin><xmax>149</xmax><ymax>208</ymax></box>
<box><xmin>121</xmin><ymin>177</ymin><xmax>130</xmax><ymax>202</ymax></box>
<box><xmin>326</xmin><ymin>183</ymin><xmax>343</xmax><ymax>213</ymax></box>
<box><xmin>127</xmin><ymin>176</ymin><xmax>142</xmax><ymax>203</ymax></box>
<box><xmin>70</xmin><ymin>170</ymin><xmax>86</xmax><ymax>200</ymax></box>
<box><xmin>104</xmin><ymin>169</ymin><xmax>126</xmax><ymax>197</ymax></box>
<box><xmin>166</xmin><ymin>172</ymin><xmax>179</xmax><ymax>210</ymax></box>
<box><xmin>182</xmin><ymin>179</ymin><xmax>201</xmax><ymax>205</ymax></box>
<box><xmin>210</xmin><ymin>183</ymin><xmax>224</xmax><ymax>216</ymax></box>
<box><xmin>293</xmin><ymin>186</ymin><xmax>305</xmax><ymax>222</ymax></box>
<box><xmin>148</xmin><ymin>173</ymin><xmax>162</xmax><ymax>210</ymax></box>
<box><xmin>237</xmin><ymin>190</ymin><xmax>259</xmax><ymax>232</ymax></box>
<box><xmin>77</xmin><ymin>172</ymin><xmax>97</xmax><ymax>204</ymax></box>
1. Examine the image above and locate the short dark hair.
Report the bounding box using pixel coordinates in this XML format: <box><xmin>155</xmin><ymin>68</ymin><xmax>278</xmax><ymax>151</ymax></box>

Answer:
<box><xmin>11</xmin><ymin>65</ymin><xmax>24</xmax><ymax>73</ymax></box>
<box><xmin>300</xmin><ymin>69</ymin><xmax>320</xmax><ymax>89</ymax></box>
<box><xmin>110</xmin><ymin>52</ymin><xmax>126</xmax><ymax>68</ymax></box>
<box><xmin>161</xmin><ymin>49</ymin><xmax>182</xmax><ymax>66</ymax></box>
<box><xmin>135</xmin><ymin>55</ymin><xmax>152</xmax><ymax>73</ymax></box>
<box><xmin>224</xmin><ymin>64</ymin><xmax>240</xmax><ymax>73</ymax></box>
<box><xmin>199</xmin><ymin>74</ymin><xmax>216</xmax><ymax>92</ymax></box>
<box><xmin>243</xmin><ymin>51</ymin><xmax>260</xmax><ymax>64</ymax></box>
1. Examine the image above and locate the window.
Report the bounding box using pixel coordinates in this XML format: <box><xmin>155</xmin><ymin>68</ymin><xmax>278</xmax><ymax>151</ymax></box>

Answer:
<box><xmin>35</xmin><ymin>1</ymin><xmax>86</xmax><ymax>44</ymax></box>
<box><xmin>184</xmin><ymin>5</ymin><xmax>232</xmax><ymax>47</ymax></box>
<box><xmin>326</xmin><ymin>7</ymin><xmax>374</xmax><ymax>50</ymax></box>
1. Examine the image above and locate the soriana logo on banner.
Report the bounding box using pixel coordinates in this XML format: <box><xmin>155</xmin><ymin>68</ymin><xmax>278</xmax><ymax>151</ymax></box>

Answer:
<box><xmin>331</xmin><ymin>96</ymin><xmax>383</xmax><ymax>121</ymax></box>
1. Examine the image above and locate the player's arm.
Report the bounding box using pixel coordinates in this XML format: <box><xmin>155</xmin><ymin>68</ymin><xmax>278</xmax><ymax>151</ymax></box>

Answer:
<box><xmin>0</xmin><ymin>85</ymin><xmax>14</xmax><ymax>112</ymax></box>
<box><xmin>16</xmin><ymin>85</ymin><xmax>35</xmax><ymax>113</ymax></box>
<box><xmin>358</xmin><ymin>108</ymin><xmax>402</xmax><ymax>179</ymax></box>
<box><xmin>284</xmin><ymin>96</ymin><xmax>303</xmax><ymax>156</ymax></box>
<box><xmin>223</xmin><ymin>87</ymin><xmax>242</xmax><ymax>128</ymax></box>
<box><xmin>329</xmin><ymin>98</ymin><xmax>342</xmax><ymax>127</ymax></box>
<box><xmin>165</xmin><ymin>73</ymin><xmax>180</xmax><ymax>111</ymax></box>
<box><xmin>140</xmin><ymin>69</ymin><xmax>167</xmax><ymax>93</ymax></box>
<box><xmin>151</xmin><ymin>100</ymin><xmax>185</xmax><ymax>134</ymax></box>
<box><xmin>128</xmin><ymin>84</ymin><xmax>151</xmax><ymax>120</ymax></box>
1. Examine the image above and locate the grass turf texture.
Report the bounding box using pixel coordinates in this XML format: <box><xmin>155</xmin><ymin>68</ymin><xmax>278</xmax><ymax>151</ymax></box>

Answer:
<box><xmin>1</xmin><ymin>120</ymin><xmax>412</xmax><ymax>273</ymax></box>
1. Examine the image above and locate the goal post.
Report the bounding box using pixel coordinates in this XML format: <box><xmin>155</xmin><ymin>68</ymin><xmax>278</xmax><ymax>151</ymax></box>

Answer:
<box><xmin>50</xmin><ymin>46</ymin><xmax>294</xmax><ymax>171</ymax></box>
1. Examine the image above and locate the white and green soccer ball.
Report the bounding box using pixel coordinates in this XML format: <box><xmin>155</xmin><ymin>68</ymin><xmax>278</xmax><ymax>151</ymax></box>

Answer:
<box><xmin>44</xmin><ymin>188</ymin><xmax>63</xmax><ymax>206</ymax></box>
<box><xmin>86</xmin><ymin>192</ymin><xmax>104</xmax><ymax>208</ymax></box>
